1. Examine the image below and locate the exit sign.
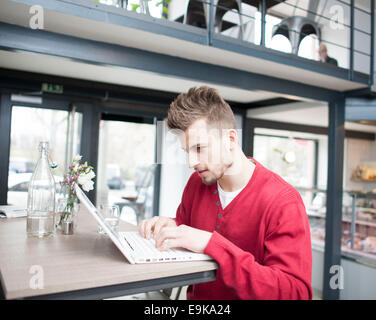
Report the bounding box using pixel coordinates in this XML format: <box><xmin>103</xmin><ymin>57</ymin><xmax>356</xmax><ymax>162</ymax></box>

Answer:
<box><xmin>41</xmin><ymin>83</ymin><xmax>63</xmax><ymax>94</ymax></box>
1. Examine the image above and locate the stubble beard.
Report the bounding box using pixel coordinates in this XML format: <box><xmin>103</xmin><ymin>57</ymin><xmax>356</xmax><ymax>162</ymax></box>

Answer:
<box><xmin>200</xmin><ymin>164</ymin><xmax>226</xmax><ymax>186</ymax></box>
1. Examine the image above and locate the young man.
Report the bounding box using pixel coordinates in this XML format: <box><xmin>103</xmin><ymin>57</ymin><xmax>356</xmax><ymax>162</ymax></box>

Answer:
<box><xmin>138</xmin><ymin>86</ymin><xmax>312</xmax><ymax>300</ymax></box>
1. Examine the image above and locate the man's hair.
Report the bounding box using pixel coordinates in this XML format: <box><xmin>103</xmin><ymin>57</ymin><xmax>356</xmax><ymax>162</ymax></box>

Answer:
<box><xmin>167</xmin><ymin>86</ymin><xmax>236</xmax><ymax>132</ymax></box>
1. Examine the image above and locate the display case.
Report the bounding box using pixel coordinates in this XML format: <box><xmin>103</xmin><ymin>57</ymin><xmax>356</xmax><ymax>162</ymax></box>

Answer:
<box><xmin>298</xmin><ymin>188</ymin><xmax>376</xmax><ymax>265</ymax></box>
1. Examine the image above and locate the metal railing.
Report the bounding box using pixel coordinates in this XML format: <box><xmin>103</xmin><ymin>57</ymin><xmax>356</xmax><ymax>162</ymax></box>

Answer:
<box><xmin>90</xmin><ymin>0</ymin><xmax>375</xmax><ymax>85</ymax></box>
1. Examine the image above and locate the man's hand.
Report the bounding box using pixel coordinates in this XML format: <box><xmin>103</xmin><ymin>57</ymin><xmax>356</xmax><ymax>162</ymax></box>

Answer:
<box><xmin>154</xmin><ymin>224</ymin><xmax>212</xmax><ymax>254</ymax></box>
<box><xmin>138</xmin><ymin>216</ymin><xmax>177</xmax><ymax>240</ymax></box>
<box><xmin>138</xmin><ymin>217</ymin><xmax>212</xmax><ymax>253</ymax></box>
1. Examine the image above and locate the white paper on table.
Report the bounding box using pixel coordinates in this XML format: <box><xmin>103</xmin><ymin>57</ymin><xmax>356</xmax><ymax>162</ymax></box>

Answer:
<box><xmin>0</xmin><ymin>206</ymin><xmax>27</xmax><ymax>218</ymax></box>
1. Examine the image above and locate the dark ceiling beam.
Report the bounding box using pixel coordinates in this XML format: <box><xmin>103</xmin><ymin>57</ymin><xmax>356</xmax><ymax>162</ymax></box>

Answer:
<box><xmin>0</xmin><ymin>68</ymin><xmax>253</xmax><ymax>112</ymax></box>
<box><xmin>245</xmin><ymin>97</ymin><xmax>299</xmax><ymax>109</ymax></box>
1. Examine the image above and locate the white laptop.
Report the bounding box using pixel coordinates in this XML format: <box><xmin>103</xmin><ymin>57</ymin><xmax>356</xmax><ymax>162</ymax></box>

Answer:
<box><xmin>75</xmin><ymin>186</ymin><xmax>212</xmax><ymax>264</ymax></box>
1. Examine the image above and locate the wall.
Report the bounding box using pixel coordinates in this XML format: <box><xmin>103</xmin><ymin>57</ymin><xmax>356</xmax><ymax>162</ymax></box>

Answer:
<box><xmin>311</xmin><ymin>247</ymin><xmax>325</xmax><ymax>295</ymax></box>
<box><xmin>340</xmin><ymin>257</ymin><xmax>376</xmax><ymax>299</ymax></box>
<box><xmin>158</xmin><ymin>119</ymin><xmax>193</xmax><ymax>218</ymax></box>
<box><xmin>312</xmin><ymin>247</ymin><xmax>376</xmax><ymax>299</ymax></box>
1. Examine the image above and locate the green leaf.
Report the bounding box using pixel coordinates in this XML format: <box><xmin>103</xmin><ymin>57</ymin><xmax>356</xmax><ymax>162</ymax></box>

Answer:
<box><xmin>131</xmin><ymin>4</ymin><xmax>140</xmax><ymax>11</ymax></box>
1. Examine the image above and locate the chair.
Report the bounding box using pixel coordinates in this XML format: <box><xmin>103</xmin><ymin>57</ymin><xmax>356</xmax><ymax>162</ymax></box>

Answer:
<box><xmin>242</xmin><ymin>0</ymin><xmax>285</xmax><ymax>9</ymax></box>
<box><xmin>183</xmin><ymin>0</ymin><xmax>244</xmax><ymax>40</ymax></box>
<box><xmin>271</xmin><ymin>16</ymin><xmax>321</xmax><ymax>55</ymax></box>
<box><xmin>115</xmin><ymin>164</ymin><xmax>157</xmax><ymax>224</ymax></box>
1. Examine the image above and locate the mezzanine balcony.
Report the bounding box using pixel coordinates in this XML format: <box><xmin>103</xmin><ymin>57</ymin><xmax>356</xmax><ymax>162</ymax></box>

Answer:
<box><xmin>0</xmin><ymin>0</ymin><xmax>374</xmax><ymax>94</ymax></box>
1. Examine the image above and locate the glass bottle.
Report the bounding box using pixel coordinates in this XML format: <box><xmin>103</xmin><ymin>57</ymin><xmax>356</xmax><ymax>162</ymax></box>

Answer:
<box><xmin>26</xmin><ymin>142</ymin><xmax>56</xmax><ymax>237</ymax></box>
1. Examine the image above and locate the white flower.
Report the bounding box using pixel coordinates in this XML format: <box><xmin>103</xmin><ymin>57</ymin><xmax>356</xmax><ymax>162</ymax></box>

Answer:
<box><xmin>72</xmin><ymin>163</ymin><xmax>79</xmax><ymax>172</ymax></box>
<box><xmin>78</xmin><ymin>170</ymin><xmax>95</xmax><ymax>192</ymax></box>
<box><xmin>81</xmin><ymin>180</ymin><xmax>94</xmax><ymax>192</ymax></box>
<box><xmin>86</xmin><ymin>170</ymin><xmax>95</xmax><ymax>180</ymax></box>
<box><xmin>73</xmin><ymin>154</ymin><xmax>82</xmax><ymax>162</ymax></box>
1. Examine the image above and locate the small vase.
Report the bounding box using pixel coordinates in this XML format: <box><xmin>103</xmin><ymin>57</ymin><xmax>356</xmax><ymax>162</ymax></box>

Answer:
<box><xmin>56</xmin><ymin>197</ymin><xmax>80</xmax><ymax>235</ymax></box>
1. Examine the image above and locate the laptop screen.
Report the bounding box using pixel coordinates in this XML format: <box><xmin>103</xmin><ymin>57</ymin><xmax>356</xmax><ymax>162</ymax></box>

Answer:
<box><xmin>74</xmin><ymin>185</ymin><xmax>137</xmax><ymax>264</ymax></box>
<box><xmin>75</xmin><ymin>185</ymin><xmax>118</xmax><ymax>239</ymax></box>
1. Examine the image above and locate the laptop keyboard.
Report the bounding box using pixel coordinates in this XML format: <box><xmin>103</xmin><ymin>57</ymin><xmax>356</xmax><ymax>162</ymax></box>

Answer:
<box><xmin>120</xmin><ymin>231</ymin><xmax>197</xmax><ymax>263</ymax></box>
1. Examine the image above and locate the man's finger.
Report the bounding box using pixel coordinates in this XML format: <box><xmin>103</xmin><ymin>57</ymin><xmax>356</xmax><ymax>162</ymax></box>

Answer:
<box><xmin>159</xmin><ymin>238</ymin><xmax>180</xmax><ymax>251</ymax></box>
<box><xmin>155</xmin><ymin>227</ymin><xmax>178</xmax><ymax>249</ymax></box>
<box><xmin>153</xmin><ymin>219</ymin><xmax>168</xmax><ymax>240</ymax></box>
<box><xmin>140</xmin><ymin>219</ymin><xmax>150</xmax><ymax>238</ymax></box>
<box><xmin>138</xmin><ymin>220</ymin><xmax>146</xmax><ymax>237</ymax></box>
<box><xmin>145</xmin><ymin>217</ymin><xmax>158</xmax><ymax>239</ymax></box>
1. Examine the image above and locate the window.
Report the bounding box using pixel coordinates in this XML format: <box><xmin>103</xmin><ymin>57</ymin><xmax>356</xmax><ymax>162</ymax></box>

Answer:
<box><xmin>96</xmin><ymin>118</ymin><xmax>156</xmax><ymax>225</ymax></box>
<box><xmin>253</xmin><ymin>131</ymin><xmax>316</xmax><ymax>189</ymax></box>
<box><xmin>7</xmin><ymin>106</ymin><xmax>82</xmax><ymax>206</ymax></box>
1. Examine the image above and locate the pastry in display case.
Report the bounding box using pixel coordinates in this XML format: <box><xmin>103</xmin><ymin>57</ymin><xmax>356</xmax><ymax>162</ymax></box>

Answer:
<box><xmin>352</xmin><ymin>164</ymin><xmax>376</xmax><ymax>182</ymax></box>
<box><xmin>358</xmin><ymin>237</ymin><xmax>376</xmax><ymax>254</ymax></box>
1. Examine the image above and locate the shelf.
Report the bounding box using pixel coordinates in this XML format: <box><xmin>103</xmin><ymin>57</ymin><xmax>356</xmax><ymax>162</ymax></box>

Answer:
<box><xmin>311</xmin><ymin>239</ymin><xmax>376</xmax><ymax>268</ymax></box>
<box><xmin>358</xmin><ymin>207</ymin><xmax>376</xmax><ymax>214</ymax></box>
<box><xmin>342</xmin><ymin>218</ymin><xmax>376</xmax><ymax>228</ymax></box>
<box><xmin>350</xmin><ymin>192</ymin><xmax>376</xmax><ymax>200</ymax></box>
<box><xmin>351</xmin><ymin>177</ymin><xmax>376</xmax><ymax>183</ymax></box>
<box><xmin>296</xmin><ymin>187</ymin><xmax>376</xmax><ymax>199</ymax></box>
<box><xmin>307</xmin><ymin>211</ymin><xmax>325</xmax><ymax>219</ymax></box>
<box><xmin>307</xmin><ymin>211</ymin><xmax>376</xmax><ymax>228</ymax></box>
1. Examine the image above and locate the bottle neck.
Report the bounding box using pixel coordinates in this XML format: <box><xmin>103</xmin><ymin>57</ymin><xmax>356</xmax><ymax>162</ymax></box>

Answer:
<box><xmin>39</xmin><ymin>149</ymin><xmax>49</xmax><ymax>160</ymax></box>
<box><xmin>38</xmin><ymin>142</ymin><xmax>50</xmax><ymax>160</ymax></box>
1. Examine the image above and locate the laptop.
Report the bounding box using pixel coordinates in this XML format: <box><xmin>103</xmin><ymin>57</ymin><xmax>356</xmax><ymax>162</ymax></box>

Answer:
<box><xmin>75</xmin><ymin>186</ymin><xmax>212</xmax><ymax>264</ymax></box>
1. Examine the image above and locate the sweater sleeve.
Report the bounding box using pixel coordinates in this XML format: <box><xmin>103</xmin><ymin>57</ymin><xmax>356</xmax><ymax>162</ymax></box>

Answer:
<box><xmin>173</xmin><ymin>202</ymin><xmax>186</xmax><ymax>226</ymax></box>
<box><xmin>203</xmin><ymin>201</ymin><xmax>312</xmax><ymax>300</ymax></box>
<box><xmin>173</xmin><ymin>174</ymin><xmax>195</xmax><ymax>227</ymax></box>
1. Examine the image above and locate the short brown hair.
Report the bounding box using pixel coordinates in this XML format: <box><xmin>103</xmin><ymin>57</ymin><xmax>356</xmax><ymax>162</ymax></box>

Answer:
<box><xmin>167</xmin><ymin>86</ymin><xmax>236</xmax><ymax>132</ymax></box>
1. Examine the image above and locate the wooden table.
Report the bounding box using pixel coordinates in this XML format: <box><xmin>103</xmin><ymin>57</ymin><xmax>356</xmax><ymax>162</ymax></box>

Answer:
<box><xmin>0</xmin><ymin>208</ymin><xmax>218</xmax><ymax>300</ymax></box>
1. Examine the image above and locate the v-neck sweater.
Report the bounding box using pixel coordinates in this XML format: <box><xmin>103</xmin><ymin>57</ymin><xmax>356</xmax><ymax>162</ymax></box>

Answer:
<box><xmin>217</xmin><ymin>181</ymin><xmax>245</xmax><ymax>209</ymax></box>
<box><xmin>174</xmin><ymin>157</ymin><xmax>312</xmax><ymax>300</ymax></box>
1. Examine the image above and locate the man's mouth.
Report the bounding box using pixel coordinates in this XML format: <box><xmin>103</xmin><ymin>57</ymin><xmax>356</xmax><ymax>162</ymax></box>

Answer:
<box><xmin>197</xmin><ymin>169</ymin><xmax>208</xmax><ymax>177</ymax></box>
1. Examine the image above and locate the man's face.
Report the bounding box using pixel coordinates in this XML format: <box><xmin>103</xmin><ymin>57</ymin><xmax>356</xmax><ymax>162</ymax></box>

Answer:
<box><xmin>179</xmin><ymin>119</ymin><xmax>233</xmax><ymax>185</ymax></box>
<box><xmin>318</xmin><ymin>44</ymin><xmax>327</xmax><ymax>60</ymax></box>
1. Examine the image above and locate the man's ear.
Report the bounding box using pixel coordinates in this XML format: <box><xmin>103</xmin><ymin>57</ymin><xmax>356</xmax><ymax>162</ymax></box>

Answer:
<box><xmin>228</xmin><ymin>129</ymin><xmax>238</xmax><ymax>150</ymax></box>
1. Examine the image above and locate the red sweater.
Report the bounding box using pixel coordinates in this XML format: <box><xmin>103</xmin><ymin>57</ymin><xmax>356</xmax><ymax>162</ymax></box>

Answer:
<box><xmin>174</xmin><ymin>158</ymin><xmax>312</xmax><ymax>300</ymax></box>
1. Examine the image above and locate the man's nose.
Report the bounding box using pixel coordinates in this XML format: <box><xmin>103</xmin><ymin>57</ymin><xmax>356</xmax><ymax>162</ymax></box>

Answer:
<box><xmin>188</xmin><ymin>152</ymin><xmax>199</xmax><ymax>169</ymax></box>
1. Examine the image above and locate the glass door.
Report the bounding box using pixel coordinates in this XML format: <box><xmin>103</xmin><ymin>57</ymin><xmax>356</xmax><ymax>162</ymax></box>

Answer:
<box><xmin>7</xmin><ymin>105</ymin><xmax>82</xmax><ymax>207</ymax></box>
<box><xmin>96</xmin><ymin>116</ymin><xmax>156</xmax><ymax>225</ymax></box>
